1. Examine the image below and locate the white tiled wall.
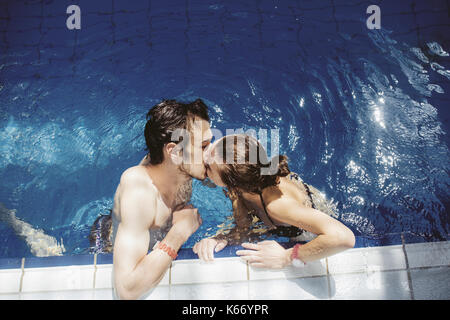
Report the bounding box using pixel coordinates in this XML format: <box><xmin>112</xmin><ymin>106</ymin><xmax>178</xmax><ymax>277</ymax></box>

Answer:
<box><xmin>0</xmin><ymin>241</ymin><xmax>449</xmax><ymax>300</ymax></box>
<box><xmin>409</xmin><ymin>267</ymin><xmax>450</xmax><ymax>300</ymax></box>
<box><xmin>21</xmin><ymin>265</ymin><xmax>95</xmax><ymax>293</ymax></box>
<box><xmin>93</xmin><ymin>264</ymin><xmax>113</xmax><ymax>290</ymax></box>
<box><xmin>171</xmin><ymin>258</ymin><xmax>247</xmax><ymax>285</ymax></box>
<box><xmin>0</xmin><ymin>268</ymin><xmax>22</xmax><ymax>294</ymax></box>
<box><xmin>169</xmin><ymin>281</ymin><xmax>249</xmax><ymax>300</ymax></box>
<box><xmin>326</xmin><ymin>245</ymin><xmax>406</xmax><ymax>274</ymax></box>
<box><xmin>329</xmin><ymin>270</ymin><xmax>411</xmax><ymax>300</ymax></box>
<box><xmin>248</xmin><ymin>277</ymin><xmax>330</xmax><ymax>300</ymax></box>
<box><xmin>405</xmin><ymin>241</ymin><xmax>450</xmax><ymax>269</ymax></box>
<box><xmin>248</xmin><ymin>258</ymin><xmax>327</xmax><ymax>281</ymax></box>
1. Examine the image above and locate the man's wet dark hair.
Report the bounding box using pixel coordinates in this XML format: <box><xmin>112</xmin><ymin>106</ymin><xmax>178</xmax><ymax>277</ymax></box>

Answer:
<box><xmin>144</xmin><ymin>98</ymin><xmax>210</xmax><ymax>165</ymax></box>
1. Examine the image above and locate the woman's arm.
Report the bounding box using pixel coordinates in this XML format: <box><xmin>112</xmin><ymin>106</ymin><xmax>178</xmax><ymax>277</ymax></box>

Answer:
<box><xmin>223</xmin><ymin>194</ymin><xmax>253</xmax><ymax>242</ymax></box>
<box><xmin>236</xmin><ymin>197</ymin><xmax>355</xmax><ymax>268</ymax></box>
<box><xmin>193</xmin><ymin>193</ymin><xmax>253</xmax><ymax>260</ymax></box>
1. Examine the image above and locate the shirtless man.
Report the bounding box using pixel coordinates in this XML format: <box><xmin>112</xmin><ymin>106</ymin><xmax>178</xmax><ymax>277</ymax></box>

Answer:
<box><xmin>111</xmin><ymin>99</ymin><xmax>212</xmax><ymax>300</ymax></box>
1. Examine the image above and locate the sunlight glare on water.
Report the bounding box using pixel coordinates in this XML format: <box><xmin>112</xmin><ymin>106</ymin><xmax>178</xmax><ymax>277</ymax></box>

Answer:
<box><xmin>0</xmin><ymin>0</ymin><xmax>449</xmax><ymax>257</ymax></box>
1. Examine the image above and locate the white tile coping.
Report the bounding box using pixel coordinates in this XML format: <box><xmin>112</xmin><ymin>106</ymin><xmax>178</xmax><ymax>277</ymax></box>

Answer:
<box><xmin>248</xmin><ymin>258</ymin><xmax>328</xmax><ymax>280</ymax></box>
<box><xmin>21</xmin><ymin>265</ymin><xmax>95</xmax><ymax>293</ymax></box>
<box><xmin>0</xmin><ymin>268</ymin><xmax>22</xmax><ymax>294</ymax></box>
<box><xmin>326</xmin><ymin>244</ymin><xmax>407</xmax><ymax>274</ymax></box>
<box><xmin>171</xmin><ymin>257</ymin><xmax>247</xmax><ymax>285</ymax></box>
<box><xmin>329</xmin><ymin>270</ymin><xmax>412</xmax><ymax>300</ymax></box>
<box><xmin>404</xmin><ymin>241</ymin><xmax>450</xmax><ymax>269</ymax></box>
<box><xmin>0</xmin><ymin>241</ymin><xmax>448</xmax><ymax>297</ymax></box>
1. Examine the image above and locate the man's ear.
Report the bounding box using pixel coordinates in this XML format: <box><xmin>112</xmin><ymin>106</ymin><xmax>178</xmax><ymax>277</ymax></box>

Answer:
<box><xmin>166</xmin><ymin>142</ymin><xmax>183</xmax><ymax>165</ymax></box>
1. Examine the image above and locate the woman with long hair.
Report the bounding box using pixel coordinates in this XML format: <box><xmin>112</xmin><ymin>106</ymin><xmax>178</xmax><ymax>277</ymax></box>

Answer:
<box><xmin>193</xmin><ymin>134</ymin><xmax>355</xmax><ymax>269</ymax></box>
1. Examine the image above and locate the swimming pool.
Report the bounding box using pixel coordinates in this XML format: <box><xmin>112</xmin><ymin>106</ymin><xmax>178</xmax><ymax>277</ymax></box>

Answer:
<box><xmin>0</xmin><ymin>0</ymin><xmax>449</xmax><ymax>259</ymax></box>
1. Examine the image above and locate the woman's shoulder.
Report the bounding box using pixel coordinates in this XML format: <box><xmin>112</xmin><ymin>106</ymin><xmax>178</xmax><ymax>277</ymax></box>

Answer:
<box><xmin>269</xmin><ymin>173</ymin><xmax>312</xmax><ymax>205</ymax></box>
<box><xmin>285</xmin><ymin>171</ymin><xmax>302</xmax><ymax>181</ymax></box>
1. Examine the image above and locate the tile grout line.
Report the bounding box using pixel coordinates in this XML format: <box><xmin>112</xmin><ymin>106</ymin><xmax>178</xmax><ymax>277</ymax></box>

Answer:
<box><xmin>246</xmin><ymin>261</ymin><xmax>250</xmax><ymax>299</ymax></box>
<box><xmin>93</xmin><ymin>254</ymin><xmax>97</xmax><ymax>289</ymax></box>
<box><xmin>168</xmin><ymin>261</ymin><xmax>176</xmax><ymax>299</ymax></box>
<box><xmin>169</xmin><ymin>261</ymin><xmax>172</xmax><ymax>285</ymax></box>
<box><xmin>401</xmin><ymin>233</ymin><xmax>415</xmax><ymax>300</ymax></box>
<box><xmin>409</xmin><ymin>265</ymin><xmax>450</xmax><ymax>271</ymax></box>
<box><xmin>246</xmin><ymin>260</ymin><xmax>250</xmax><ymax>281</ymax></box>
<box><xmin>325</xmin><ymin>258</ymin><xmax>331</xmax><ymax>300</ymax></box>
<box><xmin>19</xmin><ymin>257</ymin><xmax>25</xmax><ymax>293</ymax></box>
<box><xmin>168</xmin><ymin>262</ymin><xmax>172</xmax><ymax>299</ymax></box>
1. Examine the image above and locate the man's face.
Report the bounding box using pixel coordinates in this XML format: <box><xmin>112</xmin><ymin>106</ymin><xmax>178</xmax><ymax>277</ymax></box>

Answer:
<box><xmin>179</xmin><ymin>117</ymin><xmax>212</xmax><ymax>180</ymax></box>
<box><xmin>203</xmin><ymin>138</ymin><xmax>226</xmax><ymax>187</ymax></box>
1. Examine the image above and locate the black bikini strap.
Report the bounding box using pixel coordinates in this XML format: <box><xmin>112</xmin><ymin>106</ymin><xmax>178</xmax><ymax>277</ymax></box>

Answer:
<box><xmin>302</xmin><ymin>182</ymin><xmax>316</xmax><ymax>209</ymax></box>
<box><xmin>259</xmin><ymin>175</ymin><xmax>316</xmax><ymax>228</ymax></box>
<box><xmin>259</xmin><ymin>192</ymin><xmax>276</xmax><ymax>227</ymax></box>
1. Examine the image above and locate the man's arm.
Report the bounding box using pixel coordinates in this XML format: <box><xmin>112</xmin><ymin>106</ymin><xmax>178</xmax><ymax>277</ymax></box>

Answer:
<box><xmin>112</xmin><ymin>172</ymin><xmax>186</xmax><ymax>300</ymax></box>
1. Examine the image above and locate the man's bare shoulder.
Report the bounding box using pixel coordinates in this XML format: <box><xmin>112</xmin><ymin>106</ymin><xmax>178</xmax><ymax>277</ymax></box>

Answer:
<box><xmin>118</xmin><ymin>166</ymin><xmax>158</xmax><ymax>203</ymax></box>
<box><xmin>120</xmin><ymin>165</ymin><xmax>146</xmax><ymax>183</ymax></box>
<box><xmin>116</xmin><ymin>165</ymin><xmax>158</xmax><ymax>226</ymax></box>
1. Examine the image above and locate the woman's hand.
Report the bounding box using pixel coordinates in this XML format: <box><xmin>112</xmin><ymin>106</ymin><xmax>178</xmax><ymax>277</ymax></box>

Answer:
<box><xmin>193</xmin><ymin>238</ymin><xmax>228</xmax><ymax>261</ymax></box>
<box><xmin>236</xmin><ymin>240</ymin><xmax>292</xmax><ymax>269</ymax></box>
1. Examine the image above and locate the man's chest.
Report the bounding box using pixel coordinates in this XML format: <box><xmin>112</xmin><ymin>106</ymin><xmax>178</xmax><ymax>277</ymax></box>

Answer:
<box><xmin>152</xmin><ymin>199</ymin><xmax>173</xmax><ymax>230</ymax></box>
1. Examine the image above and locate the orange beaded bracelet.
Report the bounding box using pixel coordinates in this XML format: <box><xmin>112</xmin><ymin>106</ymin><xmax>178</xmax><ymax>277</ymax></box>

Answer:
<box><xmin>156</xmin><ymin>242</ymin><xmax>178</xmax><ymax>260</ymax></box>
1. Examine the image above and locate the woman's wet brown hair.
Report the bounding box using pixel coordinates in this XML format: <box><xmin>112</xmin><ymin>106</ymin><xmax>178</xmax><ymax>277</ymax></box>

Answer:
<box><xmin>215</xmin><ymin>134</ymin><xmax>290</xmax><ymax>194</ymax></box>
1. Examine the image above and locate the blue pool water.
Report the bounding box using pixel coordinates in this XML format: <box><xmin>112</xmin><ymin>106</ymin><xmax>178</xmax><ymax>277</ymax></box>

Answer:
<box><xmin>0</xmin><ymin>0</ymin><xmax>449</xmax><ymax>258</ymax></box>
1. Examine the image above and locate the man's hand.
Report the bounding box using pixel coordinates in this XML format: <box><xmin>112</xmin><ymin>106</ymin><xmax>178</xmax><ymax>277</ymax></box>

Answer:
<box><xmin>193</xmin><ymin>238</ymin><xmax>228</xmax><ymax>261</ymax></box>
<box><xmin>171</xmin><ymin>205</ymin><xmax>202</xmax><ymax>241</ymax></box>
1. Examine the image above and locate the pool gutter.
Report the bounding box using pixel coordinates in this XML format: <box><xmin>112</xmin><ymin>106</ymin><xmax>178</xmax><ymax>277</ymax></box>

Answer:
<box><xmin>0</xmin><ymin>238</ymin><xmax>449</xmax><ymax>299</ymax></box>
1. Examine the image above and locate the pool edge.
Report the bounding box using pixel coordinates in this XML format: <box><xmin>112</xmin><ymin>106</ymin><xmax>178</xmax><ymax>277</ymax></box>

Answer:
<box><xmin>0</xmin><ymin>238</ymin><xmax>449</xmax><ymax>299</ymax></box>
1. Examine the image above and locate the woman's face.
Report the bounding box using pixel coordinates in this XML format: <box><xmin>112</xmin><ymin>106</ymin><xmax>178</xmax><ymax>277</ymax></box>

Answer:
<box><xmin>203</xmin><ymin>141</ymin><xmax>226</xmax><ymax>187</ymax></box>
<box><xmin>205</xmin><ymin>161</ymin><xmax>226</xmax><ymax>187</ymax></box>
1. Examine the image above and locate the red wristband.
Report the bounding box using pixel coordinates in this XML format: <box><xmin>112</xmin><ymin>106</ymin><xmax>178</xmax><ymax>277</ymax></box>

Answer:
<box><xmin>291</xmin><ymin>243</ymin><xmax>305</xmax><ymax>264</ymax></box>
<box><xmin>157</xmin><ymin>242</ymin><xmax>178</xmax><ymax>260</ymax></box>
